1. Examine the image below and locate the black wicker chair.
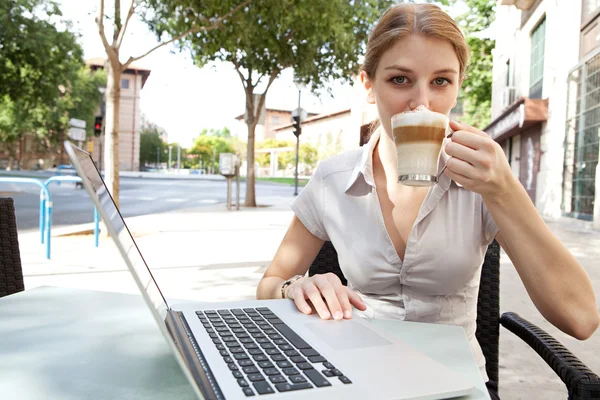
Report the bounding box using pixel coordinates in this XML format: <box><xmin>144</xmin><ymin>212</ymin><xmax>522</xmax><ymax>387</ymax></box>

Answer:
<box><xmin>0</xmin><ymin>197</ymin><xmax>25</xmax><ymax>298</ymax></box>
<box><xmin>309</xmin><ymin>240</ymin><xmax>600</xmax><ymax>400</ymax></box>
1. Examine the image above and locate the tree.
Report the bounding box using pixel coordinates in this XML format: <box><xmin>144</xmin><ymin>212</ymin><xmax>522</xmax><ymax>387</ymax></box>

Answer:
<box><xmin>189</xmin><ymin>135</ymin><xmax>235</xmax><ymax>173</ymax></box>
<box><xmin>139</xmin><ymin>121</ymin><xmax>167</xmax><ymax>167</ymax></box>
<box><xmin>95</xmin><ymin>0</ymin><xmax>249</xmax><ymax>206</ymax></box>
<box><xmin>147</xmin><ymin>0</ymin><xmax>393</xmax><ymax>206</ymax></box>
<box><xmin>0</xmin><ymin>0</ymin><xmax>105</xmax><ymax>166</ymax></box>
<box><xmin>453</xmin><ymin>0</ymin><xmax>495</xmax><ymax>128</ymax></box>
<box><xmin>199</xmin><ymin>126</ymin><xmax>232</xmax><ymax>138</ymax></box>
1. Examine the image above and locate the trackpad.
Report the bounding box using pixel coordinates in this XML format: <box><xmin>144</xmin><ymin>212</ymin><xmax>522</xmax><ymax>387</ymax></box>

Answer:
<box><xmin>306</xmin><ymin>320</ymin><xmax>392</xmax><ymax>350</ymax></box>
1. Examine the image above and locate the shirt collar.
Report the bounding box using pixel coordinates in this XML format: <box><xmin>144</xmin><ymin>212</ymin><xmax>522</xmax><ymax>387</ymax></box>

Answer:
<box><xmin>345</xmin><ymin>128</ymin><xmax>454</xmax><ymax>195</ymax></box>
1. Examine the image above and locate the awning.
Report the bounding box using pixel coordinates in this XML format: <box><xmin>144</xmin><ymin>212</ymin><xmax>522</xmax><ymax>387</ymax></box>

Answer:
<box><xmin>484</xmin><ymin>97</ymin><xmax>548</xmax><ymax>142</ymax></box>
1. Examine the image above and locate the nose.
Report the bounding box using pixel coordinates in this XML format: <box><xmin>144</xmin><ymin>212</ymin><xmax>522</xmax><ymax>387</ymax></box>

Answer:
<box><xmin>408</xmin><ymin>84</ymin><xmax>430</xmax><ymax>110</ymax></box>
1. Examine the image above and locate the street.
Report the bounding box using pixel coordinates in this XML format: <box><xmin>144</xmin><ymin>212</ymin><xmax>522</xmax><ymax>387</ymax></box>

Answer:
<box><xmin>1</xmin><ymin>177</ymin><xmax>297</xmax><ymax>231</ymax></box>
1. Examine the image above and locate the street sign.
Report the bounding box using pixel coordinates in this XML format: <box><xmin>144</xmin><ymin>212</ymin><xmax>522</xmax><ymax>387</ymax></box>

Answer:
<box><xmin>69</xmin><ymin>127</ymin><xmax>86</xmax><ymax>141</ymax></box>
<box><xmin>291</xmin><ymin>107</ymin><xmax>308</xmax><ymax>122</ymax></box>
<box><xmin>219</xmin><ymin>153</ymin><xmax>235</xmax><ymax>176</ymax></box>
<box><xmin>70</xmin><ymin>118</ymin><xmax>86</xmax><ymax>129</ymax></box>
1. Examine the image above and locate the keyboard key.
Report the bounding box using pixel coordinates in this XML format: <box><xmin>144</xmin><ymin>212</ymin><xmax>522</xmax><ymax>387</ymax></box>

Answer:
<box><xmin>323</xmin><ymin>362</ymin><xmax>335</xmax><ymax>369</ymax></box>
<box><xmin>220</xmin><ymin>350</ymin><xmax>229</xmax><ymax>357</ymax></box>
<box><xmin>256</xmin><ymin>338</ymin><xmax>270</xmax><ymax>344</ymax></box>
<box><xmin>195</xmin><ymin>311</ymin><xmax>204</xmax><ymax>316</ymax></box>
<box><xmin>265</xmin><ymin>349</ymin><xmax>281</xmax><ymax>356</ymax></box>
<box><xmin>232</xmin><ymin>309</ymin><xmax>245</xmax><ymax>315</ymax></box>
<box><xmin>238</xmin><ymin>378</ymin><xmax>249</xmax><ymax>387</ymax></box>
<box><xmin>339</xmin><ymin>375</ymin><xmax>352</xmax><ymax>384</ymax></box>
<box><xmin>271</xmin><ymin>322</ymin><xmax>312</xmax><ymax>349</ymax></box>
<box><xmin>225</xmin><ymin>341</ymin><xmax>241</xmax><ymax>348</ymax></box>
<box><xmin>243</xmin><ymin>308</ymin><xmax>256</xmax><ymax>313</ymax></box>
<box><xmin>290</xmin><ymin>375</ymin><xmax>308</xmax><ymax>384</ymax></box>
<box><xmin>240</xmin><ymin>337</ymin><xmax>254</xmax><ymax>344</ymax></box>
<box><xmin>242</xmin><ymin>387</ymin><xmax>255</xmax><ymax>397</ymax></box>
<box><xmin>271</xmin><ymin>354</ymin><xmax>286</xmax><ymax>362</ymax></box>
<box><xmin>252</xmin><ymin>381</ymin><xmax>275</xmax><ymax>394</ymax></box>
<box><xmin>297</xmin><ymin>363</ymin><xmax>314</xmax><ymax>370</ymax></box>
<box><xmin>261</xmin><ymin>343</ymin><xmax>275</xmax><ymax>350</ymax></box>
<box><xmin>248</xmin><ymin>373</ymin><xmax>265</xmax><ymax>382</ymax></box>
<box><xmin>264</xmin><ymin>368</ymin><xmax>280</xmax><ymax>376</ymax></box>
<box><xmin>216</xmin><ymin>344</ymin><xmax>226</xmax><ymax>350</ymax></box>
<box><xmin>233</xmin><ymin>353</ymin><xmax>249</xmax><ymax>360</ymax></box>
<box><xmin>256</xmin><ymin>307</ymin><xmax>271</xmax><ymax>313</ymax></box>
<box><xmin>243</xmin><ymin>366</ymin><xmax>259</xmax><ymax>374</ymax></box>
<box><xmin>232</xmin><ymin>371</ymin><xmax>243</xmax><ymax>379</ymax></box>
<box><xmin>249</xmin><ymin>348</ymin><xmax>264</xmax><ymax>356</ymax></box>
<box><xmin>282</xmin><ymin>367</ymin><xmax>300</xmax><ymax>376</ymax></box>
<box><xmin>228</xmin><ymin>363</ymin><xmax>239</xmax><ymax>371</ymax></box>
<box><xmin>204</xmin><ymin>310</ymin><xmax>217</xmax><ymax>314</ymax></box>
<box><xmin>273</xmin><ymin>339</ymin><xmax>287</xmax><ymax>345</ymax></box>
<box><xmin>218</xmin><ymin>309</ymin><xmax>232</xmax><ymax>315</ymax></box>
<box><xmin>323</xmin><ymin>370</ymin><xmax>335</xmax><ymax>377</ymax></box>
<box><xmin>300</xmin><ymin>348</ymin><xmax>319</xmax><ymax>357</ymax></box>
<box><xmin>239</xmin><ymin>360</ymin><xmax>254</xmax><ymax>367</ymax></box>
<box><xmin>230</xmin><ymin>348</ymin><xmax>246</xmax><ymax>354</ymax></box>
<box><xmin>258</xmin><ymin>361</ymin><xmax>274</xmax><ymax>369</ymax></box>
<box><xmin>278</xmin><ymin>344</ymin><xmax>293</xmax><ymax>351</ymax></box>
<box><xmin>309</xmin><ymin>356</ymin><xmax>326</xmax><ymax>363</ymax></box>
<box><xmin>276</xmin><ymin>361</ymin><xmax>292</xmax><ymax>369</ymax></box>
<box><xmin>223</xmin><ymin>356</ymin><xmax>234</xmax><ymax>363</ymax></box>
<box><xmin>275</xmin><ymin>382</ymin><xmax>313</xmax><ymax>392</ymax></box>
<box><xmin>253</xmin><ymin>354</ymin><xmax>268</xmax><ymax>362</ymax></box>
<box><xmin>269</xmin><ymin>375</ymin><xmax>286</xmax><ymax>384</ymax></box>
<box><xmin>304</xmin><ymin>369</ymin><xmax>331</xmax><ymax>387</ymax></box>
<box><xmin>290</xmin><ymin>356</ymin><xmax>307</xmax><ymax>364</ymax></box>
<box><xmin>244</xmin><ymin>343</ymin><xmax>259</xmax><ymax>349</ymax></box>
<box><xmin>284</xmin><ymin>350</ymin><xmax>300</xmax><ymax>357</ymax></box>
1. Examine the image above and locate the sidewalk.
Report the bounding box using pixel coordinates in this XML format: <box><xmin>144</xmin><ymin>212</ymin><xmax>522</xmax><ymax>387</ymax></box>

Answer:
<box><xmin>16</xmin><ymin>200</ymin><xmax>600</xmax><ymax>400</ymax></box>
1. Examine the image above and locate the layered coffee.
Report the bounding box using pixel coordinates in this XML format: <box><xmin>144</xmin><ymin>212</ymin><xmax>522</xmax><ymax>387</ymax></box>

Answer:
<box><xmin>391</xmin><ymin>107</ymin><xmax>448</xmax><ymax>186</ymax></box>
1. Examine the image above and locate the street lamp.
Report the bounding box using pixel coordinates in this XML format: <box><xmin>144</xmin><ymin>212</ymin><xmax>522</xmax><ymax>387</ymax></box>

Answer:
<box><xmin>293</xmin><ymin>81</ymin><xmax>306</xmax><ymax>196</ymax></box>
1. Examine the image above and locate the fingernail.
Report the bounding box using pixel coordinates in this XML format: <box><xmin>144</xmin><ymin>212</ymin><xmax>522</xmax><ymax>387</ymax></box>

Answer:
<box><xmin>321</xmin><ymin>310</ymin><xmax>330</xmax><ymax>319</ymax></box>
<box><xmin>303</xmin><ymin>307</ymin><xmax>311</xmax><ymax>314</ymax></box>
<box><xmin>334</xmin><ymin>311</ymin><xmax>343</xmax><ymax>320</ymax></box>
<box><xmin>344</xmin><ymin>310</ymin><xmax>352</xmax><ymax>319</ymax></box>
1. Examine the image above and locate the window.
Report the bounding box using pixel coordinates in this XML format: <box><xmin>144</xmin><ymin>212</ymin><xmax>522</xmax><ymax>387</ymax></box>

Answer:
<box><xmin>506</xmin><ymin>59</ymin><xmax>511</xmax><ymax>87</ymax></box>
<box><xmin>529</xmin><ymin>17</ymin><xmax>546</xmax><ymax>99</ymax></box>
<box><xmin>582</xmin><ymin>0</ymin><xmax>600</xmax><ymax>24</ymax></box>
<box><xmin>121</xmin><ymin>79</ymin><xmax>130</xmax><ymax>89</ymax></box>
<box><xmin>272</xmin><ymin>116</ymin><xmax>280</xmax><ymax>125</ymax></box>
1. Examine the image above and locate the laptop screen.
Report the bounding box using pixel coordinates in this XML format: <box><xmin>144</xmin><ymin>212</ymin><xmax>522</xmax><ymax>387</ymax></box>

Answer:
<box><xmin>65</xmin><ymin>142</ymin><xmax>169</xmax><ymax>319</ymax></box>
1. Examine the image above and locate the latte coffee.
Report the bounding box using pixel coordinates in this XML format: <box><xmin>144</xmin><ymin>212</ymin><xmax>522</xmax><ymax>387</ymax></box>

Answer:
<box><xmin>391</xmin><ymin>107</ymin><xmax>449</xmax><ymax>186</ymax></box>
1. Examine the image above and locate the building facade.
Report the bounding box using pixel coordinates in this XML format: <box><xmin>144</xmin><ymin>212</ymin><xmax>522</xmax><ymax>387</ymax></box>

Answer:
<box><xmin>87</xmin><ymin>58</ymin><xmax>151</xmax><ymax>172</ymax></box>
<box><xmin>490</xmin><ymin>0</ymin><xmax>593</xmax><ymax>224</ymax></box>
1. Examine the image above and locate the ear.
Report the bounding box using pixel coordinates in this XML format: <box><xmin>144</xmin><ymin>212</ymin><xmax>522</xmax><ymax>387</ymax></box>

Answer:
<box><xmin>360</xmin><ymin>71</ymin><xmax>376</xmax><ymax>104</ymax></box>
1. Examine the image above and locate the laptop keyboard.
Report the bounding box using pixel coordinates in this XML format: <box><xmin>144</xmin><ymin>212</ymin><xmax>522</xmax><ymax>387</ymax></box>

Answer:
<box><xmin>196</xmin><ymin>307</ymin><xmax>352</xmax><ymax>397</ymax></box>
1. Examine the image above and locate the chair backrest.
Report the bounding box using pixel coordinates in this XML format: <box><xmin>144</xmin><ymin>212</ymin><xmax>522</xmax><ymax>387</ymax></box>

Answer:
<box><xmin>0</xmin><ymin>197</ymin><xmax>25</xmax><ymax>298</ymax></box>
<box><xmin>308</xmin><ymin>240</ymin><xmax>501</xmax><ymax>383</ymax></box>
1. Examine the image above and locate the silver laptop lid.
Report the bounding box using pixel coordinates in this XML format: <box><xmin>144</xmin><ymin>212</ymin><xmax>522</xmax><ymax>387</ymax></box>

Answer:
<box><xmin>64</xmin><ymin>141</ymin><xmax>204</xmax><ymax>399</ymax></box>
<box><xmin>63</xmin><ymin>141</ymin><xmax>170</xmax><ymax>318</ymax></box>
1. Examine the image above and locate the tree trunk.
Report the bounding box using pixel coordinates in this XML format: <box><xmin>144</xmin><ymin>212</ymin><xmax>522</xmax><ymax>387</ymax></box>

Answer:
<box><xmin>104</xmin><ymin>59</ymin><xmax>121</xmax><ymax>206</ymax></box>
<box><xmin>244</xmin><ymin>122</ymin><xmax>257</xmax><ymax>207</ymax></box>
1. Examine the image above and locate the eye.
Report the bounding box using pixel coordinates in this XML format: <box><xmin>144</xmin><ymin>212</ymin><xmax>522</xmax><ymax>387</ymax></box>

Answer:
<box><xmin>391</xmin><ymin>76</ymin><xmax>409</xmax><ymax>85</ymax></box>
<box><xmin>433</xmin><ymin>77</ymin><xmax>451</xmax><ymax>86</ymax></box>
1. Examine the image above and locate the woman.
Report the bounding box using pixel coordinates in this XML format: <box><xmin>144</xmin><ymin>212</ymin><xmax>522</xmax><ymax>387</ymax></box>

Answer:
<box><xmin>256</xmin><ymin>3</ymin><xmax>599</xmax><ymax>398</ymax></box>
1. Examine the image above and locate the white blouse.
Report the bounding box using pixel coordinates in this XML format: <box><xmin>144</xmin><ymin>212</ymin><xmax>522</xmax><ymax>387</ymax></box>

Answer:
<box><xmin>291</xmin><ymin>128</ymin><xmax>499</xmax><ymax>381</ymax></box>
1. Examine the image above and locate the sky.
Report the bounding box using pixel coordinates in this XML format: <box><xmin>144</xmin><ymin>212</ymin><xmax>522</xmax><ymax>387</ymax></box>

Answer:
<box><xmin>55</xmin><ymin>1</ymin><xmax>475</xmax><ymax>147</ymax></box>
<box><xmin>56</xmin><ymin>0</ymin><xmax>358</xmax><ymax>147</ymax></box>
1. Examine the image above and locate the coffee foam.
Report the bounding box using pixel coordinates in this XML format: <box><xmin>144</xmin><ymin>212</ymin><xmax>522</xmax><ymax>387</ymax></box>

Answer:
<box><xmin>391</xmin><ymin>107</ymin><xmax>448</xmax><ymax>129</ymax></box>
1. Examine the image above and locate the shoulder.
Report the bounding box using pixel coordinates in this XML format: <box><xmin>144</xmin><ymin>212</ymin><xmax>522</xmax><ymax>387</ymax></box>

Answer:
<box><xmin>313</xmin><ymin>148</ymin><xmax>363</xmax><ymax>181</ymax></box>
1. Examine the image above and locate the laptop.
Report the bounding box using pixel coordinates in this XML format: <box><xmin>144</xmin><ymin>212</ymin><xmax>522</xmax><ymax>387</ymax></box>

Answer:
<box><xmin>64</xmin><ymin>141</ymin><xmax>474</xmax><ymax>400</ymax></box>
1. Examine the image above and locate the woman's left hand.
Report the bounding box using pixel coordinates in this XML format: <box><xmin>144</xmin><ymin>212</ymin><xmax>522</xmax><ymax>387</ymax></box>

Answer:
<box><xmin>443</xmin><ymin>120</ymin><xmax>515</xmax><ymax>197</ymax></box>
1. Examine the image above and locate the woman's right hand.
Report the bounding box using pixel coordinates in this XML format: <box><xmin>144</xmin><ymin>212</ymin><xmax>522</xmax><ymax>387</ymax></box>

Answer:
<box><xmin>284</xmin><ymin>273</ymin><xmax>367</xmax><ymax>320</ymax></box>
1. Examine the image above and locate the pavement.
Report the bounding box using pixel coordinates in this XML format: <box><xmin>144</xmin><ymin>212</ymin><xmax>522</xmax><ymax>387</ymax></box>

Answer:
<box><xmin>13</xmin><ymin>192</ymin><xmax>600</xmax><ymax>400</ymax></box>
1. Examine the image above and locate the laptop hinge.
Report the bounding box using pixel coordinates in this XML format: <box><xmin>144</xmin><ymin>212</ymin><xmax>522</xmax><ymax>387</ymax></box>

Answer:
<box><xmin>165</xmin><ymin>310</ymin><xmax>225</xmax><ymax>400</ymax></box>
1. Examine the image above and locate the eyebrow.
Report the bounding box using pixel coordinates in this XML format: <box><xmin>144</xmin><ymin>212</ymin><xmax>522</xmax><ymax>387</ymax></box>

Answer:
<box><xmin>384</xmin><ymin>65</ymin><xmax>458</xmax><ymax>75</ymax></box>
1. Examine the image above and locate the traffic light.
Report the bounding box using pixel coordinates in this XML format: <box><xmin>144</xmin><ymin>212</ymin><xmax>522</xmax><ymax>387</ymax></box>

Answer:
<box><xmin>292</xmin><ymin>116</ymin><xmax>301</xmax><ymax>137</ymax></box>
<box><xmin>94</xmin><ymin>116</ymin><xmax>103</xmax><ymax>137</ymax></box>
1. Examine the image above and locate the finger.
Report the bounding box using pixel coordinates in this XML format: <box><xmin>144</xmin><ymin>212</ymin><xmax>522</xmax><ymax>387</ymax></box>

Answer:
<box><xmin>290</xmin><ymin>288</ymin><xmax>313</xmax><ymax>315</ymax></box>
<box><xmin>345</xmin><ymin>287</ymin><xmax>367</xmax><ymax>312</ymax></box>
<box><xmin>333</xmin><ymin>285</ymin><xmax>353</xmax><ymax>319</ymax></box>
<box><xmin>305</xmin><ymin>284</ymin><xmax>331</xmax><ymax>319</ymax></box>
<box><xmin>450</xmin><ymin>120</ymin><xmax>488</xmax><ymax>138</ymax></box>
<box><xmin>450</xmin><ymin>129</ymin><xmax>489</xmax><ymax>151</ymax></box>
<box><xmin>445</xmin><ymin>155</ymin><xmax>478</xmax><ymax>178</ymax></box>
<box><xmin>314</xmin><ymin>279</ymin><xmax>344</xmax><ymax>320</ymax></box>
<box><xmin>445</xmin><ymin>141</ymin><xmax>481</xmax><ymax>167</ymax></box>
<box><xmin>444</xmin><ymin>162</ymin><xmax>476</xmax><ymax>187</ymax></box>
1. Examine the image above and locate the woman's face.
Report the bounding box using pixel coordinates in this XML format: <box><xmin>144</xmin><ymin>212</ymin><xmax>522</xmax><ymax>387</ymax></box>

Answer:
<box><xmin>362</xmin><ymin>35</ymin><xmax>461</xmax><ymax>136</ymax></box>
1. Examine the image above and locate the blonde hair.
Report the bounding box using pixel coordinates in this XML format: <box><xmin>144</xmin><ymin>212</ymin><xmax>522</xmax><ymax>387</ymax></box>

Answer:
<box><xmin>361</xmin><ymin>3</ymin><xmax>470</xmax><ymax>82</ymax></box>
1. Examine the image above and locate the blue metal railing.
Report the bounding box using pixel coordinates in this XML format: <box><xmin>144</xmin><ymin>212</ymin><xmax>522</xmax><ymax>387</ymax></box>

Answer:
<box><xmin>0</xmin><ymin>176</ymin><xmax>100</xmax><ymax>259</ymax></box>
